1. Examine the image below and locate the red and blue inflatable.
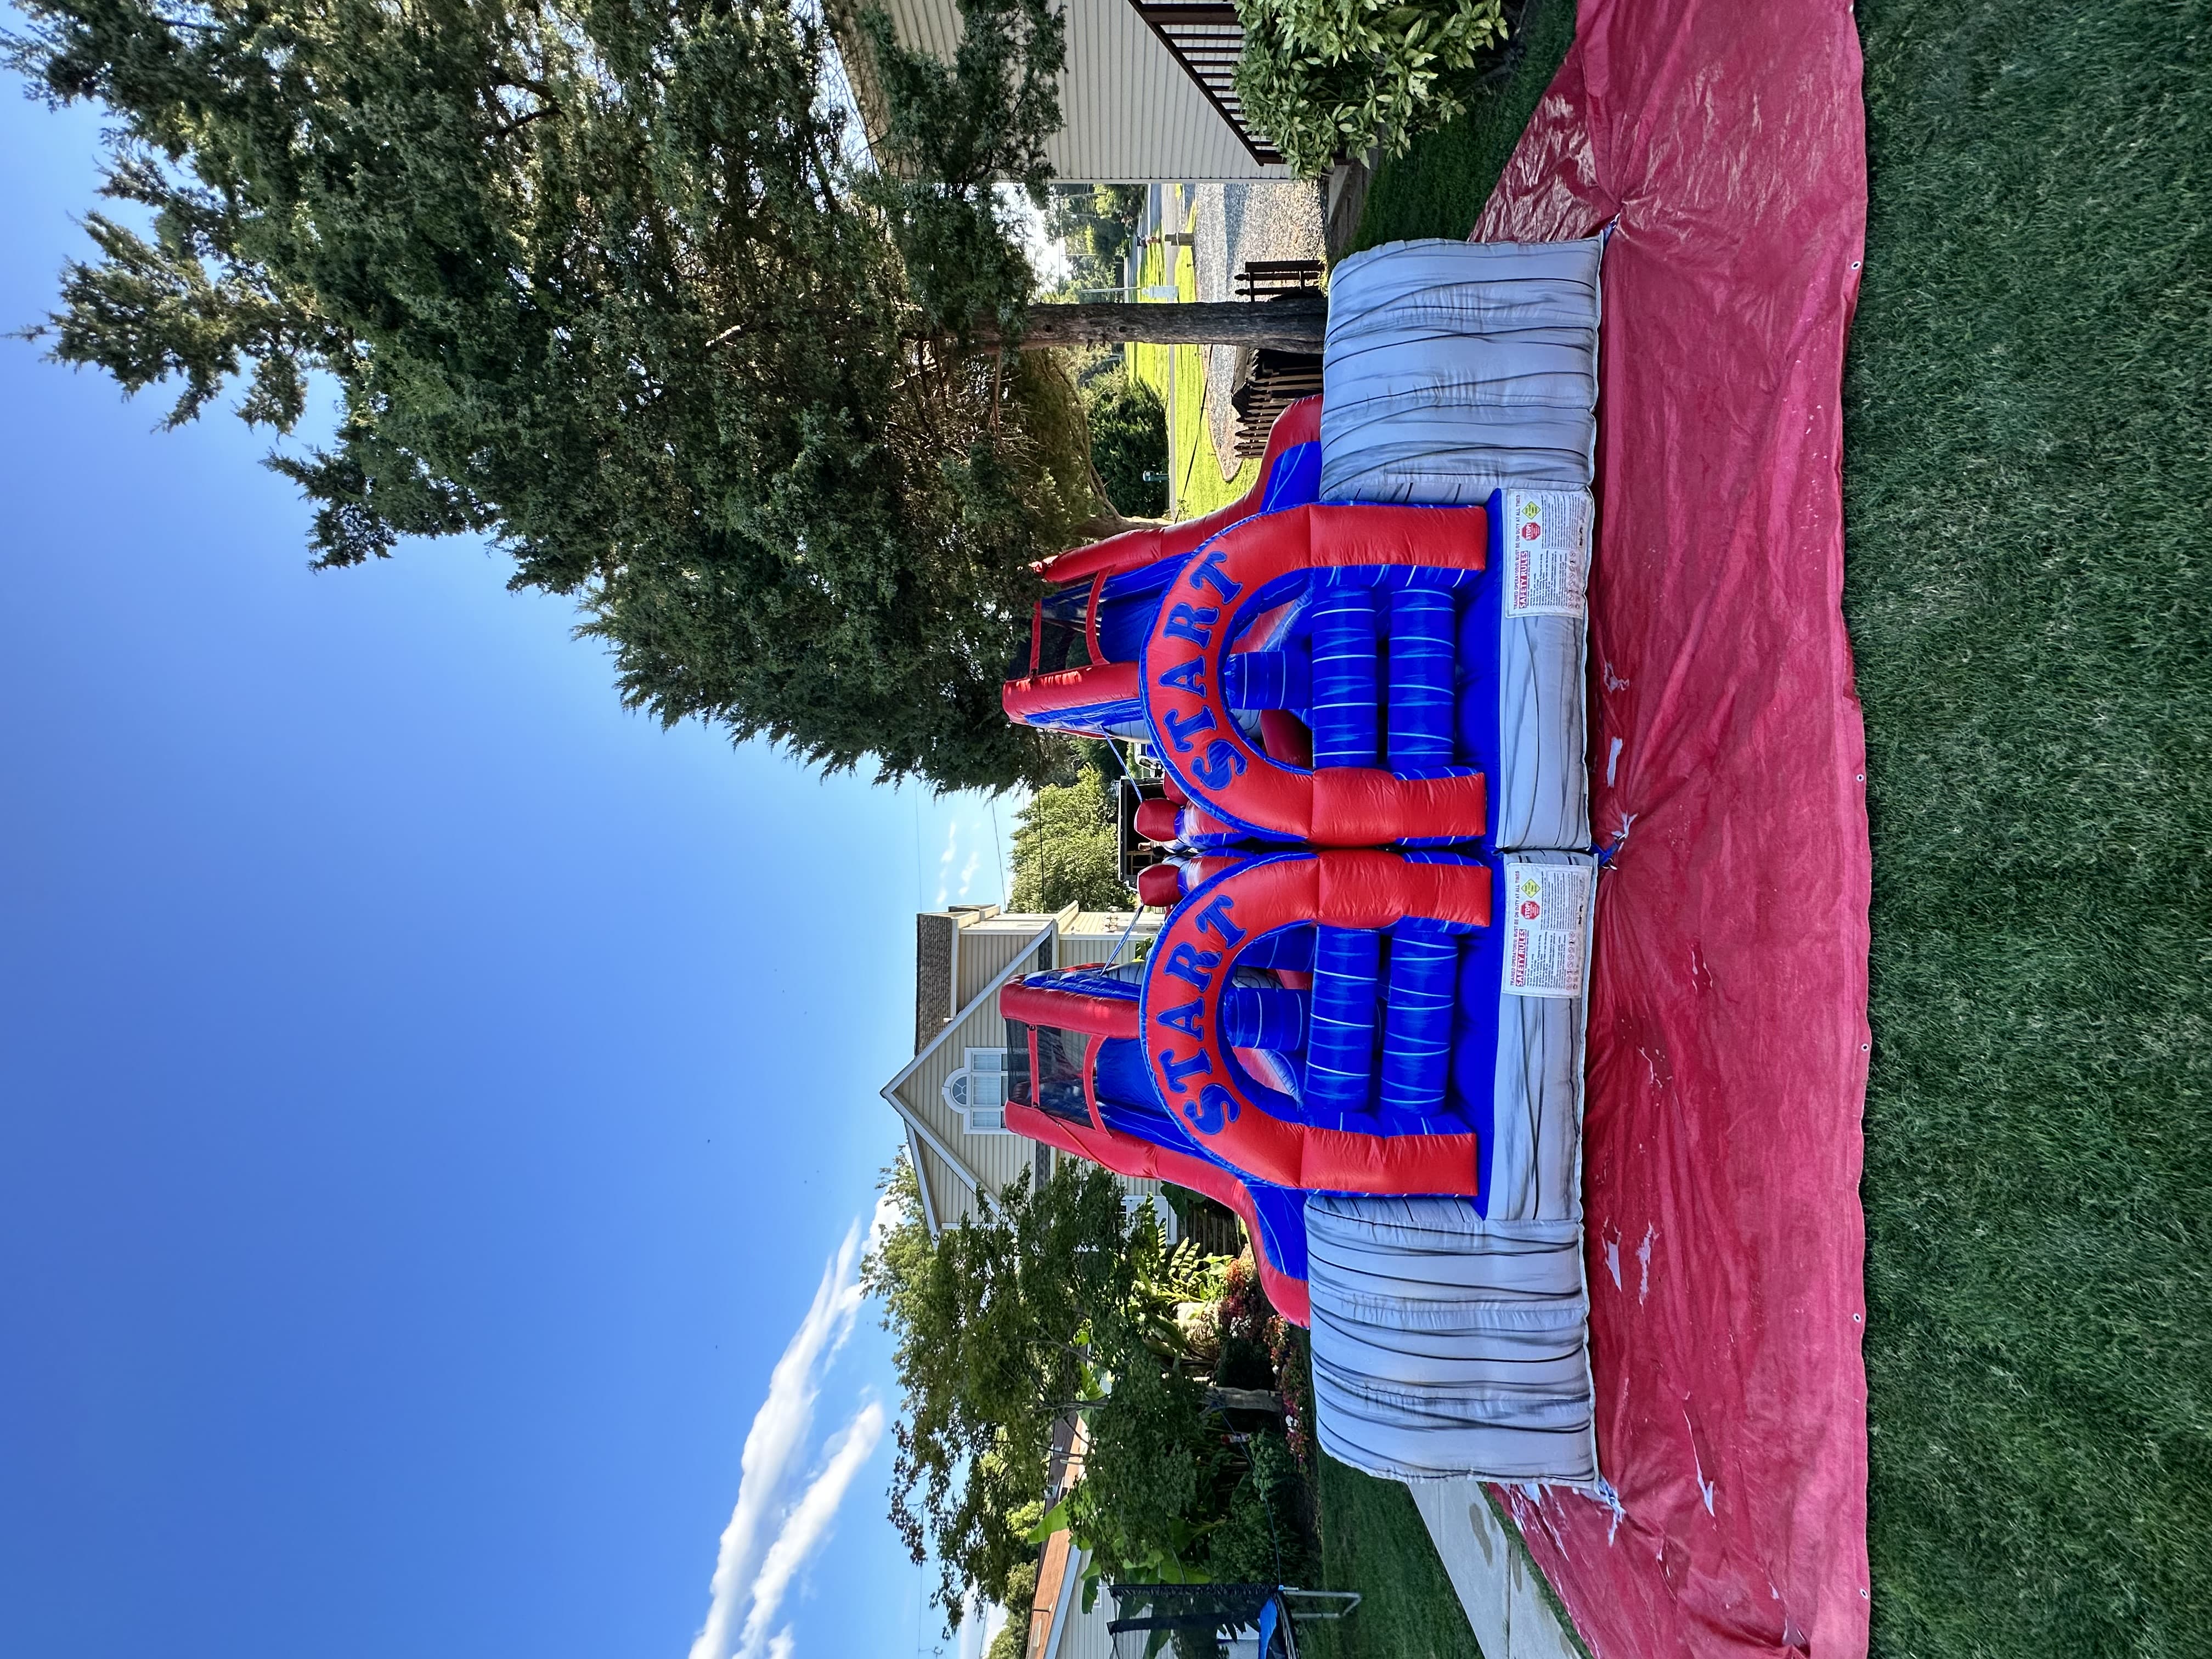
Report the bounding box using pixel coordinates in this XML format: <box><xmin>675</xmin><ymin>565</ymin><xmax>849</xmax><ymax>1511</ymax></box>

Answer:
<box><xmin>998</xmin><ymin>846</ymin><xmax>1594</xmax><ymax>1327</ymax></box>
<box><xmin>992</xmin><ymin>237</ymin><xmax>1612</xmax><ymax>1486</ymax></box>
<box><xmin>1003</xmin><ymin>401</ymin><xmax>1592</xmax><ymax>852</ymax></box>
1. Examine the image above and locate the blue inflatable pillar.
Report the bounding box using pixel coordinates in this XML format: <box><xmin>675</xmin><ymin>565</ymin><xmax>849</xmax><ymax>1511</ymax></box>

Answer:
<box><xmin>1305</xmin><ymin>926</ymin><xmax>1380</xmax><ymax>1116</ymax></box>
<box><xmin>1379</xmin><ymin>920</ymin><xmax>1458</xmax><ymax>1119</ymax></box>
<box><xmin>1309</xmin><ymin>585</ymin><xmax>1379</xmax><ymax>769</ymax></box>
<box><xmin>1220</xmin><ymin>984</ymin><xmax>1308</xmax><ymax>1051</ymax></box>
<box><xmin>1387</xmin><ymin>587</ymin><xmax>1458</xmax><ymax>771</ymax></box>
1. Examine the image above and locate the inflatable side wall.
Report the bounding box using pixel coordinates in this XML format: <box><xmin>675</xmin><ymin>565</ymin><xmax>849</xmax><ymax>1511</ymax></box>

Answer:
<box><xmin>1318</xmin><ymin>237</ymin><xmax>1602</xmax><ymax>505</ymax></box>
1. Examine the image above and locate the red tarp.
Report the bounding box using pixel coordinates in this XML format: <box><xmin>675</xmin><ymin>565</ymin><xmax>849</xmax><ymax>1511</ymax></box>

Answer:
<box><xmin>1470</xmin><ymin>1</ymin><xmax>1872</xmax><ymax>1654</ymax></box>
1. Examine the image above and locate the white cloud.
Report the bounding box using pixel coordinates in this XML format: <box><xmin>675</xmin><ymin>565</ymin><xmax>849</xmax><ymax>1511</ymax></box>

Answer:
<box><xmin>935</xmin><ymin>820</ymin><xmax>960</xmax><ymax>908</ymax></box>
<box><xmin>864</xmin><ymin>1186</ymin><xmax>901</xmax><ymax>1259</ymax></box>
<box><xmin>735</xmin><ymin>1402</ymin><xmax>888</xmax><ymax>1659</ymax></box>
<box><xmin>957</xmin><ymin>844</ymin><xmax>983</xmax><ymax>901</ymax></box>
<box><xmin>686</xmin><ymin>1193</ymin><xmax>899</xmax><ymax>1659</ymax></box>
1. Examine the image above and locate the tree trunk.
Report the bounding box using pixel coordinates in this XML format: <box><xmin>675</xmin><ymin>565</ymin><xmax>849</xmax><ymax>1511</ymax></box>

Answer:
<box><xmin>1078</xmin><ymin>507</ymin><xmax>1164</xmax><ymax>542</ymax></box>
<box><xmin>1002</xmin><ymin>300</ymin><xmax>1328</xmax><ymax>352</ymax></box>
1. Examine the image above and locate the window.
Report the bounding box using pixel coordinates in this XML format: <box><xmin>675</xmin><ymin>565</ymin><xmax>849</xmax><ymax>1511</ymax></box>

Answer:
<box><xmin>943</xmin><ymin>1048</ymin><xmax>1012</xmax><ymax>1135</ymax></box>
<box><xmin>1030</xmin><ymin>1025</ymin><xmax>1090</xmax><ymax>1126</ymax></box>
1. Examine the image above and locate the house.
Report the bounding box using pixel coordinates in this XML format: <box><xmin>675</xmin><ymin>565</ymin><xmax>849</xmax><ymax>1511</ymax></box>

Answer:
<box><xmin>881</xmin><ymin>901</ymin><xmax>1165</xmax><ymax>1234</ymax></box>
<box><xmin>1022</xmin><ymin>1419</ymin><xmax>1103</xmax><ymax>1659</ymax></box>
<box><xmin>882</xmin><ymin>906</ymin><xmax>1155</xmax><ymax>1659</ymax></box>
<box><xmin>830</xmin><ymin>0</ymin><xmax>1288</xmax><ymax>182</ymax></box>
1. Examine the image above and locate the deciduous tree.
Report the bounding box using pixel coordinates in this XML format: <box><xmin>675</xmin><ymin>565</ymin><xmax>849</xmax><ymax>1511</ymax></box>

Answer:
<box><xmin>1008</xmin><ymin>747</ymin><xmax>1133</xmax><ymax>913</ymax></box>
<box><xmin>1083</xmin><ymin>368</ymin><xmax>1169</xmax><ymax>519</ymax></box>
<box><xmin>865</xmin><ymin>1156</ymin><xmax>1224</xmax><ymax>1621</ymax></box>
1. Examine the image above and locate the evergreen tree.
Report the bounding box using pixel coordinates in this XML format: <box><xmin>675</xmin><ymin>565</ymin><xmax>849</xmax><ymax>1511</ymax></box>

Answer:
<box><xmin>5</xmin><ymin>0</ymin><xmax>1091</xmax><ymax>788</ymax></box>
<box><xmin>7</xmin><ymin>0</ymin><xmax>1324</xmax><ymax>787</ymax></box>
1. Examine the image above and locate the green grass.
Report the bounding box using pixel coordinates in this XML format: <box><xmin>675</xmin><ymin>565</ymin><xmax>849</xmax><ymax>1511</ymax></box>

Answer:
<box><xmin>1299</xmin><ymin>1455</ymin><xmax>1483</xmax><ymax>1659</ymax></box>
<box><xmin>1346</xmin><ymin>0</ymin><xmax>1577</xmax><ymax>253</ymax></box>
<box><xmin>1128</xmin><ymin>205</ymin><xmax>1262</xmax><ymax>517</ymax></box>
<box><xmin>1847</xmin><ymin>2</ymin><xmax>2212</xmax><ymax>1654</ymax></box>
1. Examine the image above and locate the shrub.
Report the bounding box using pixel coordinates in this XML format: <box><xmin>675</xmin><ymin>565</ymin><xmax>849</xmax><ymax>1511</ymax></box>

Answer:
<box><xmin>1085</xmin><ymin>369</ymin><xmax>1170</xmax><ymax>518</ymax></box>
<box><xmin>1205</xmin><ymin>1431</ymin><xmax>1319</xmax><ymax>1584</ymax></box>
<box><xmin>1233</xmin><ymin>0</ymin><xmax>1510</xmax><ymax>177</ymax></box>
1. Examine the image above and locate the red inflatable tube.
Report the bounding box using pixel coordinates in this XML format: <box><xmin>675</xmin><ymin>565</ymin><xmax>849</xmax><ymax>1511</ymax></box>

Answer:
<box><xmin>1082</xmin><ymin>571</ymin><xmax>1107</xmax><ymax>667</ymax></box>
<box><xmin>1133</xmin><ymin>798</ymin><xmax>1181</xmax><ymax>843</ymax></box>
<box><xmin>1143</xmin><ymin>852</ymin><xmax>1485</xmax><ymax>1194</ymax></box>
<box><xmin>1001</xmin><ymin>659</ymin><xmax>1142</xmax><ymax>727</ymax></box>
<box><xmin>1000</xmin><ymin>980</ymin><xmax>1141</xmax><ymax>1040</ymax></box>
<box><xmin>1259</xmin><ymin>708</ymin><xmax>1313</xmax><ymax>768</ymax></box>
<box><xmin>1033</xmin><ymin>398</ymin><xmax>1322</xmax><ymax>588</ymax></box>
<box><xmin>1005</xmin><ymin>1098</ymin><xmax>1312</xmax><ymax>1326</ymax></box>
<box><xmin>1143</xmin><ymin>504</ymin><xmax>1491</xmax><ymax>845</ymax></box>
<box><xmin>1138</xmin><ymin>862</ymin><xmax>1183</xmax><ymax>908</ymax></box>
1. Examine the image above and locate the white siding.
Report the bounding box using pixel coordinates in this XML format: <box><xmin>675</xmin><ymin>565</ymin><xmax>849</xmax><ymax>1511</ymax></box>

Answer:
<box><xmin>1045</xmin><ymin>1554</ymin><xmax>1116</xmax><ymax>1659</ymax></box>
<box><xmin>1062</xmin><ymin>912</ymin><xmax>1152</xmax><ymax>968</ymax></box>
<box><xmin>899</xmin><ymin>945</ymin><xmax>1051</xmax><ymax>1226</ymax></box>
<box><xmin>876</xmin><ymin>0</ymin><xmax>1288</xmax><ymax>182</ymax></box>
<box><xmin>955</xmin><ymin>923</ymin><xmax>1045</xmax><ymax>1009</ymax></box>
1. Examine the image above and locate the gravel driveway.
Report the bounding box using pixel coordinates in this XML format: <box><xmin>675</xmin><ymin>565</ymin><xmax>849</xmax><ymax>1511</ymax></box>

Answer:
<box><xmin>1192</xmin><ymin>181</ymin><xmax>1328</xmax><ymax>481</ymax></box>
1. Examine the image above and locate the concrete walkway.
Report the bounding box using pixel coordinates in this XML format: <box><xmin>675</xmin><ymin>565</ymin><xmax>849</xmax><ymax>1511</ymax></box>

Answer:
<box><xmin>1404</xmin><ymin>1478</ymin><xmax>1586</xmax><ymax>1659</ymax></box>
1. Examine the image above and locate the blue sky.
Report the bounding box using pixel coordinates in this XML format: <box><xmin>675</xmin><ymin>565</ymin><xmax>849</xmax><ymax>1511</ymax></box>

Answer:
<box><xmin>0</xmin><ymin>79</ymin><xmax>1007</xmax><ymax>1659</ymax></box>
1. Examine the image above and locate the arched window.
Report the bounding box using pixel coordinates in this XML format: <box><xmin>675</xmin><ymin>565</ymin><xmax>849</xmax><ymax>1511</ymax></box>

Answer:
<box><xmin>943</xmin><ymin>1048</ymin><xmax>1011</xmax><ymax>1134</ymax></box>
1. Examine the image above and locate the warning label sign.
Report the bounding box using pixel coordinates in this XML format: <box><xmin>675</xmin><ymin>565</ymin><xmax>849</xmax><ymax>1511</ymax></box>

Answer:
<box><xmin>1502</xmin><ymin>489</ymin><xmax>1593</xmax><ymax>619</ymax></box>
<box><xmin>1502</xmin><ymin>859</ymin><xmax>1594</xmax><ymax>998</ymax></box>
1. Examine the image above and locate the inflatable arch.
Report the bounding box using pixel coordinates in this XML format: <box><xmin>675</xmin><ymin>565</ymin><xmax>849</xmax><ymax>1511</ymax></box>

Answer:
<box><xmin>1002</xmin><ymin>440</ymin><xmax>1592</xmax><ymax>853</ymax></box>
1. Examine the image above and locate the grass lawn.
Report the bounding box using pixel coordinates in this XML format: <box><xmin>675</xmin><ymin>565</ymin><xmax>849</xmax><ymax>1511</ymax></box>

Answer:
<box><xmin>1846</xmin><ymin>1</ymin><xmax>2211</xmax><ymax>1652</ymax></box>
<box><xmin>1298</xmin><ymin>1454</ymin><xmax>1482</xmax><ymax>1659</ymax></box>
<box><xmin>1127</xmin><ymin>204</ymin><xmax>1261</xmax><ymax>518</ymax></box>
<box><xmin>1345</xmin><ymin>0</ymin><xmax>1577</xmax><ymax>254</ymax></box>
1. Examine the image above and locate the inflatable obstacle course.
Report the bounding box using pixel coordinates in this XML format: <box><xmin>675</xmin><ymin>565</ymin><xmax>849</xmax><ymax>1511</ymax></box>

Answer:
<box><xmin>998</xmin><ymin>238</ymin><xmax>1607</xmax><ymax>1485</ymax></box>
